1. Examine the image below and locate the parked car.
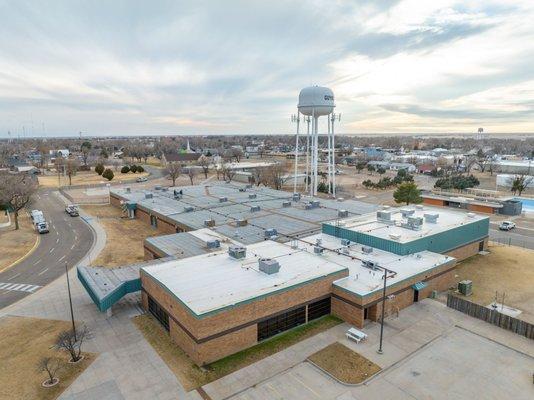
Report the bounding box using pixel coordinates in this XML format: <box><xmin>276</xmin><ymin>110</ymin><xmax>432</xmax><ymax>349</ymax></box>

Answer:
<box><xmin>499</xmin><ymin>221</ymin><xmax>516</xmax><ymax>231</ymax></box>
<box><xmin>65</xmin><ymin>205</ymin><xmax>79</xmax><ymax>217</ymax></box>
<box><xmin>136</xmin><ymin>176</ymin><xmax>148</xmax><ymax>182</ymax></box>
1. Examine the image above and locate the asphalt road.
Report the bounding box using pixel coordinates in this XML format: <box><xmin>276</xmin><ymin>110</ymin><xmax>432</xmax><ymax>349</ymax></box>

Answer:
<box><xmin>0</xmin><ymin>189</ymin><xmax>94</xmax><ymax>309</ymax></box>
<box><xmin>489</xmin><ymin>227</ymin><xmax>534</xmax><ymax>250</ymax></box>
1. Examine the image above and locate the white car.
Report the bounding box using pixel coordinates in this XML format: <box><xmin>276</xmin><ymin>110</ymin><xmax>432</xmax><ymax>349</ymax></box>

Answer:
<box><xmin>136</xmin><ymin>176</ymin><xmax>148</xmax><ymax>182</ymax></box>
<box><xmin>499</xmin><ymin>221</ymin><xmax>516</xmax><ymax>231</ymax></box>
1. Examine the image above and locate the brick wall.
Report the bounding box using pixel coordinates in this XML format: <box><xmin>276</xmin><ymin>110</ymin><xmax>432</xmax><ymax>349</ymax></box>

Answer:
<box><xmin>467</xmin><ymin>204</ymin><xmax>495</xmax><ymax>214</ymax></box>
<box><xmin>446</xmin><ymin>238</ymin><xmax>487</xmax><ymax>261</ymax></box>
<box><xmin>423</xmin><ymin>197</ymin><xmax>445</xmax><ymax>206</ymax></box>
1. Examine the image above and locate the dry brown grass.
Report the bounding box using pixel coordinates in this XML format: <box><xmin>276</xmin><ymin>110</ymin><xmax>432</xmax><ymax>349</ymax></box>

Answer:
<box><xmin>0</xmin><ymin>316</ymin><xmax>95</xmax><ymax>400</ymax></box>
<box><xmin>454</xmin><ymin>244</ymin><xmax>534</xmax><ymax>323</ymax></box>
<box><xmin>133</xmin><ymin>313</ymin><xmax>342</xmax><ymax>391</ymax></box>
<box><xmin>308</xmin><ymin>342</ymin><xmax>381</xmax><ymax>384</ymax></box>
<box><xmin>38</xmin><ymin>171</ymin><xmax>149</xmax><ymax>188</ymax></box>
<box><xmin>82</xmin><ymin>205</ymin><xmax>159</xmax><ymax>267</ymax></box>
<box><xmin>0</xmin><ymin>212</ymin><xmax>38</xmax><ymax>272</ymax></box>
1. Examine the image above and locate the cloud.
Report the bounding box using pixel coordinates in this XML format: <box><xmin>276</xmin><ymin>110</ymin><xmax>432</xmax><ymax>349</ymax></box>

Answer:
<box><xmin>0</xmin><ymin>0</ymin><xmax>533</xmax><ymax>136</ymax></box>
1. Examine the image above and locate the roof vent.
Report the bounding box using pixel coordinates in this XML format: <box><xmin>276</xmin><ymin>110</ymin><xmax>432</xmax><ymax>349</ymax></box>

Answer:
<box><xmin>338</xmin><ymin>209</ymin><xmax>348</xmax><ymax>218</ymax></box>
<box><xmin>362</xmin><ymin>246</ymin><xmax>373</xmax><ymax>254</ymax></box>
<box><xmin>184</xmin><ymin>206</ymin><xmax>194</xmax><ymax>213</ymax></box>
<box><xmin>245</xmin><ymin>184</ymin><xmax>253</xmax><ymax>189</ymax></box>
<box><xmin>400</xmin><ymin>208</ymin><xmax>415</xmax><ymax>217</ymax></box>
<box><xmin>125</xmin><ymin>187</ymin><xmax>131</xmax><ymax>193</ymax></box>
<box><xmin>155</xmin><ymin>185</ymin><xmax>162</xmax><ymax>190</ymax></box>
<box><xmin>236</xmin><ymin>219</ymin><xmax>248</xmax><ymax>227</ymax></box>
<box><xmin>467</xmin><ymin>212</ymin><xmax>476</xmax><ymax>218</ymax></box>
<box><xmin>311</xmin><ymin>200</ymin><xmax>320</xmax><ymax>208</ymax></box>
<box><xmin>219</xmin><ymin>196</ymin><xmax>228</xmax><ymax>203</ymax></box>
<box><xmin>337</xmin><ymin>197</ymin><xmax>344</xmax><ymax>202</ymax></box>
<box><xmin>228</xmin><ymin>245</ymin><xmax>246</xmax><ymax>259</ymax></box>
<box><xmin>265</xmin><ymin>228</ymin><xmax>277</xmax><ymax>238</ymax></box>
<box><xmin>341</xmin><ymin>247</ymin><xmax>350</xmax><ymax>255</ymax></box>
<box><xmin>341</xmin><ymin>238</ymin><xmax>350</xmax><ymax>246</ymax></box>
<box><xmin>249</xmin><ymin>193</ymin><xmax>257</xmax><ymax>199</ymax></box>
<box><xmin>239</xmin><ymin>188</ymin><xmax>246</xmax><ymax>192</ymax></box>
<box><xmin>250</xmin><ymin>205</ymin><xmax>261</xmax><ymax>212</ymax></box>
<box><xmin>377</xmin><ymin>210</ymin><xmax>392</xmax><ymax>221</ymax></box>
<box><xmin>382</xmin><ymin>205</ymin><xmax>390</xmax><ymax>210</ymax></box>
<box><xmin>258</xmin><ymin>258</ymin><xmax>281</xmax><ymax>274</ymax></box>
<box><xmin>362</xmin><ymin>260</ymin><xmax>379</xmax><ymax>270</ymax></box>
<box><xmin>145</xmin><ymin>192</ymin><xmax>153</xmax><ymax>199</ymax></box>
<box><xmin>292</xmin><ymin>193</ymin><xmax>301</xmax><ymax>201</ymax></box>
<box><xmin>416</xmin><ymin>204</ymin><xmax>424</xmax><ymax>210</ymax></box>
<box><xmin>207</xmin><ymin>239</ymin><xmax>220</xmax><ymax>249</ymax></box>
<box><xmin>174</xmin><ymin>189</ymin><xmax>183</xmax><ymax>199</ymax></box>
<box><xmin>204</xmin><ymin>219</ymin><xmax>215</xmax><ymax>227</ymax></box>
<box><xmin>389</xmin><ymin>233</ymin><xmax>401</xmax><ymax>240</ymax></box>
<box><xmin>314</xmin><ymin>246</ymin><xmax>324</xmax><ymax>254</ymax></box>
<box><xmin>282</xmin><ymin>201</ymin><xmax>291</xmax><ymax>208</ymax></box>
<box><xmin>424</xmin><ymin>213</ymin><xmax>439</xmax><ymax>223</ymax></box>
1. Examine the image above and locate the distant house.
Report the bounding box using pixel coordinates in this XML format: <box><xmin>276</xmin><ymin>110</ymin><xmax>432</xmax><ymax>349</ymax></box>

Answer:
<box><xmin>161</xmin><ymin>152</ymin><xmax>201</xmax><ymax>167</ymax></box>
<box><xmin>418</xmin><ymin>163</ymin><xmax>435</xmax><ymax>174</ymax></box>
<box><xmin>49</xmin><ymin>149</ymin><xmax>70</xmax><ymax>158</ymax></box>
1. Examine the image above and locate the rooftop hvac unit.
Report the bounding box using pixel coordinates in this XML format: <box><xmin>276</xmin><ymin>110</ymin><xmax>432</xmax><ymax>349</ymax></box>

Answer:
<box><xmin>362</xmin><ymin>260</ymin><xmax>379</xmax><ymax>270</ymax></box>
<box><xmin>314</xmin><ymin>246</ymin><xmax>324</xmax><ymax>254</ymax></box>
<box><xmin>250</xmin><ymin>205</ymin><xmax>261</xmax><ymax>212</ymax></box>
<box><xmin>174</xmin><ymin>189</ymin><xmax>183</xmax><ymax>199</ymax></box>
<box><xmin>416</xmin><ymin>204</ymin><xmax>424</xmax><ymax>210</ymax></box>
<box><xmin>341</xmin><ymin>238</ymin><xmax>350</xmax><ymax>246</ymax></box>
<box><xmin>316</xmin><ymin>238</ymin><xmax>322</xmax><ymax>246</ymax></box>
<box><xmin>228</xmin><ymin>245</ymin><xmax>246</xmax><ymax>259</ymax></box>
<box><xmin>292</xmin><ymin>193</ymin><xmax>301</xmax><ymax>201</ymax></box>
<box><xmin>248</xmin><ymin>193</ymin><xmax>257</xmax><ymax>199</ymax></box>
<box><xmin>206</xmin><ymin>239</ymin><xmax>220</xmax><ymax>249</ymax></box>
<box><xmin>407</xmin><ymin>216</ymin><xmax>423</xmax><ymax>226</ymax></box>
<box><xmin>125</xmin><ymin>187</ymin><xmax>131</xmax><ymax>193</ymax></box>
<box><xmin>362</xmin><ymin>246</ymin><xmax>373</xmax><ymax>254</ymax></box>
<box><xmin>154</xmin><ymin>185</ymin><xmax>162</xmax><ymax>190</ymax></box>
<box><xmin>389</xmin><ymin>233</ymin><xmax>401</xmax><ymax>240</ymax></box>
<box><xmin>184</xmin><ymin>206</ymin><xmax>194</xmax><ymax>213</ymax></box>
<box><xmin>219</xmin><ymin>196</ymin><xmax>228</xmax><ymax>203</ymax></box>
<box><xmin>258</xmin><ymin>258</ymin><xmax>281</xmax><ymax>274</ymax></box>
<box><xmin>145</xmin><ymin>192</ymin><xmax>153</xmax><ymax>199</ymax></box>
<box><xmin>424</xmin><ymin>213</ymin><xmax>439</xmax><ymax>223</ymax></box>
<box><xmin>236</xmin><ymin>219</ymin><xmax>248</xmax><ymax>227</ymax></box>
<box><xmin>341</xmin><ymin>247</ymin><xmax>350</xmax><ymax>255</ymax></box>
<box><xmin>311</xmin><ymin>200</ymin><xmax>320</xmax><ymax>208</ymax></box>
<box><xmin>282</xmin><ymin>201</ymin><xmax>291</xmax><ymax>208</ymax></box>
<box><xmin>467</xmin><ymin>212</ymin><xmax>476</xmax><ymax>218</ymax></box>
<box><xmin>338</xmin><ymin>209</ymin><xmax>348</xmax><ymax>218</ymax></box>
<box><xmin>337</xmin><ymin>197</ymin><xmax>344</xmax><ymax>202</ymax></box>
<box><xmin>400</xmin><ymin>208</ymin><xmax>415</xmax><ymax>217</ymax></box>
<box><xmin>382</xmin><ymin>205</ymin><xmax>390</xmax><ymax>210</ymax></box>
<box><xmin>458</xmin><ymin>280</ymin><xmax>472</xmax><ymax>296</ymax></box>
<box><xmin>265</xmin><ymin>228</ymin><xmax>277</xmax><ymax>238</ymax></box>
<box><xmin>204</xmin><ymin>219</ymin><xmax>215</xmax><ymax>227</ymax></box>
<box><xmin>377</xmin><ymin>210</ymin><xmax>392</xmax><ymax>221</ymax></box>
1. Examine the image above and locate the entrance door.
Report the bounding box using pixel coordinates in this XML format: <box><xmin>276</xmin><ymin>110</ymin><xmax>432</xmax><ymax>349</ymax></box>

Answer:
<box><xmin>413</xmin><ymin>289</ymin><xmax>419</xmax><ymax>303</ymax></box>
<box><xmin>479</xmin><ymin>241</ymin><xmax>485</xmax><ymax>251</ymax></box>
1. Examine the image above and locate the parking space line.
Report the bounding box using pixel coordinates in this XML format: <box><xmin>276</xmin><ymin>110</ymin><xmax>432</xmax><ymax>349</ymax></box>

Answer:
<box><xmin>8</xmin><ymin>272</ymin><xmax>21</xmax><ymax>281</ymax></box>
<box><xmin>33</xmin><ymin>259</ymin><xmax>41</xmax><ymax>265</ymax></box>
<box><xmin>58</xmin><ymin>255</ymin><xmax>65</xmax><ymax>262</ymax></box>
<box><xmin>38</xmin><ymin>268</ymin><xmax>49</xmax><ymax>276</ymax></box>
<box><xmin>49</xmin><ymin>247</ymin><xmax>55</xmax><ymax>253</ymax></box>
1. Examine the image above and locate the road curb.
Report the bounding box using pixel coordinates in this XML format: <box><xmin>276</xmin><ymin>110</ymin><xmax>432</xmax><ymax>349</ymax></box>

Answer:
<box><xmin>0</xmin><ymin>229</ymin><xmax>41</xmax><ymax>274</ymax></box>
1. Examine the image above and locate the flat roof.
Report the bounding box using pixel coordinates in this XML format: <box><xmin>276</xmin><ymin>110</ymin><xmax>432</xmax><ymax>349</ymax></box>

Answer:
<box><xmin>422</xmin><ymin>193</ymin><xmax>503</xmax><ymax>208</ymax></box>
<box><xmin>141</xmin><ymin>240</ymin><xmax>347</xmax><ymax>317</ymax></box>
<box><xmin>298</xmin><ymin>233</ymin><xmax>453</xmax><ymax>297</ymax></box>
<box><xmin>329</xmin><ymin>206</ymin><xmax>488</xmax><ymax>244</ymax></box>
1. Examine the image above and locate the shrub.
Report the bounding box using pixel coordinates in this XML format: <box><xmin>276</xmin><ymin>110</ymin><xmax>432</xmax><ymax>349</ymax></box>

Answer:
<box><xmin>136</xmin><ymin>165</ymin><xmax>144</xmax><ymax>173</ymax></box>
<box><xmin>121</xmin><ymin>166</ymin><xmax>130</xmax><ymax>174</ymax></box>
<box><xmin>130</xmin><ymin>165</ymin><xmax>138</xmax><ymax>173</ymax></box>
<box><xmin>102</xmin><ymin>168</ymin><xmax>114</xmax><ymax>181</ymax></box>
<box><xmin>435</xmin><ymin>174</ymin><xmax>480</xmax><ymax>190</ymax></box>
<box><xmin>94</xmin><ymin>163</ymin><xmax>105</xmax><ymax>175</ymax></box>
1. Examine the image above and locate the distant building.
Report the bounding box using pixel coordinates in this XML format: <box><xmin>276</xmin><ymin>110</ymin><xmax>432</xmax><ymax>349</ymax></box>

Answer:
<box><xmin>161</xmin><ymin>152</ymin><xmax>201</xmax><ymax>167</ymax></box>
<box><xmin>49</xmin><ymin>149</ymin><xmax>70</xmax><ymax>158</ymax></box>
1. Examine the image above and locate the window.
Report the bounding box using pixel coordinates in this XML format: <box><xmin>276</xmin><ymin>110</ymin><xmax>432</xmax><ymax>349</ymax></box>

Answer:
<box><xmin>257</xmin><ymin>307</ymin><xmax>305</xmax><ymax>341</ymax></box>
<box><xmin>307</xmin><ymin>297</ymin><xmax>331</xmax><ymax>321</ymax></box>
<box><xmin>150</xmin><ymin>215</ymin><xmax>158</xmax><ymax>227</ymax></box>
<box><xmin>148</xmin><ymin>296</ymin><xmax>169</xmax><ymax>331</ymax></box>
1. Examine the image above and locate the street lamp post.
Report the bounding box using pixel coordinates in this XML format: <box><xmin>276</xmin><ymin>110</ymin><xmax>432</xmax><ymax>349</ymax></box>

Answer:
<box><xmin>65</xmin><ymin>261</ymin><xmax>77</xmax><ymax>341</ymax></box>
<box><xmin>377</xmin><ymin>269</ymin><xmax>388</xmax><ymax>354</ymax></box>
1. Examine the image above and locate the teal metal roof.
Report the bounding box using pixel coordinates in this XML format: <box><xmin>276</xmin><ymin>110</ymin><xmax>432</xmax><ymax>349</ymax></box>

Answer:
<box><xmin>412</xmin><ymin>281</ymin><xmax>428</xmax><ymax>291</ymax></box>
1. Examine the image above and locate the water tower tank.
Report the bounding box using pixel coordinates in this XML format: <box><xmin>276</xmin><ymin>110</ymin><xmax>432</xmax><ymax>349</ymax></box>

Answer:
<box><xmin>298</xmin><ymin>86</ymin><xmax>335</xmax><ymax>116</ymax></box>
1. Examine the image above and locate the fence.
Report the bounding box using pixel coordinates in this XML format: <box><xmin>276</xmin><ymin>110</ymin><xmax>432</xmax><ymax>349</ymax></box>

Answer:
<box><xmin>447</xmin><ymin>293</ymin><xmax>534</xmax><ymax>340</ymax></box>
<box><xmin>489</xmin><ymin>238</ymin><xmax>532</xmax><ymax>250</ymax></box>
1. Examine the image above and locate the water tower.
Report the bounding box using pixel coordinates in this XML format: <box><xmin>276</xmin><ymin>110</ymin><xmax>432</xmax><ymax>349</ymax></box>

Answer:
<box><xmin>292</xmin><ymin>86</ymin><xmax>339</xmax><ymax>196</ymax></box>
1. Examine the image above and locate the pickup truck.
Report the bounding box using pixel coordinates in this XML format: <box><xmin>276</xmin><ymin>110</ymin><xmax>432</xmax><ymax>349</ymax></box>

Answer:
<box><xmin>499</xmin><ymin>221</ymin><xmax>516</xmax><ymax>231</ymax></box>
<box><xmin>65</xmin><ymin>205</ymin><xmax>79</xmax><ymax>217</ymax></box>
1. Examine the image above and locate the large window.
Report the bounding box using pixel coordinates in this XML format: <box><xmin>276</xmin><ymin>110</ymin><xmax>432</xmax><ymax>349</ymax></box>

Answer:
<box><xmin>307</xmin><ymin>297</ymin><xmax>331</xmax><ymax>321</ymax></box>
<box><xmin>257</xmin><ymin>306</ymin><xmax>305</xmax><ymax>341</ymax></box>
<box><xmin>148</xmin><ymin>296</ymin><xmax>169</xmax><ymax>331</ymax></box>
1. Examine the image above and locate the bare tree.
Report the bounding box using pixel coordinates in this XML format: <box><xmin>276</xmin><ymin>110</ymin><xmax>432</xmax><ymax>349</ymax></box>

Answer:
<box><xmin>187</xmin><ymin>167</ymin><xmax>197</xmax><ymax>185</ymax></box>
<box><xmin>221</xmin><ymin>163</ymin><xmax>236</xmax><ymax>182</ymax></box>
<box><xmin>264</xmin><ymin>163</ymin><xmax>287</xmax><ymax>190</ymax></box>
<box><xmin>0</xmin><ymin>173</ymin><xmax>37</xmax><ymax>229</ymax></box>
<box><xmin>251</xmin><ymin>167</ymin><xmax>267</xmax><ymax>186</ymax></box>
<box><xmin>55</xmin><ymin>325</ymin><xmax>89</xmax><ymax>363</ymax></box>
<box><xmin>37</xmin><ymin>357</ymin><xmax>61</xmax><ymax>385</ymax></box>
<box><xmin>165</xmin><ymin>162</ymin><xmax>181</xmax><ymax>186</ymax></box>
<box><xmin>80</xmin><ymin>141</ymin><xmax>92</xmax><ymax>167</ymax></box>
<box><xmin>509</xmin><ymin>174</ymin><xmax>533</xmax><ymax>196</ymax></box>
<box><xmin>0</xmin><ymin>143</ymin><xmax>14</xmax><ymax>168</ymax></box>
<box><xmin>230</xmin><ymin>148</ymin><xmax>243</xmax><ymax>162</ymax></box>
<box><xmin>65</xmin><ymin>158</ymin><xmax>79</xmax><ymax>186</ymax></box>
<box><xmin>197</xmin><ymin>155</ymin><xmax>210</xmax><ymax>179</ymax></box>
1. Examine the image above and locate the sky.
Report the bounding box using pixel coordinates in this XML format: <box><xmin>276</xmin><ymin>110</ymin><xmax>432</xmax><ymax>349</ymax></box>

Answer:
<box><xmin>1</xmin><ymin>0</ymin><xmax>534</xmax><ymax>137</ymax></box>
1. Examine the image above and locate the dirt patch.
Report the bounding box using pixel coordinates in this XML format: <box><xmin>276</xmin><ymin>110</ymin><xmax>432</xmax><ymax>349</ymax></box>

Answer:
<box><xmin>38</xmin><ymin>170</ymin><xmax>149</xmax><ymax>188</ymax></box>
<box><xmin>454</xmin><ymin>244</ymin><xmax>534</xmax><ymax>323</ymax></box>
<box><xmin>0</xmin><ymin>316</ymin><xmax>95</xmax><ymax>400</ymax></box>
<box><xmin>0</xmin><ymin>212</ymin><xmax>38</xmax><ymax>272</ymax></box>
<box><xmin>308</xmin><ymin>342</ymin><xmax>381</xmax><ymax>384</ymax></box>
<box><xmin>82</xmin><ymin>205</ymin><xmax>159</xmax><ymax>267</ymax></box>
<box><xmin>133</xmin><ymin>313</ymin><xmax>342</xmax><ymax>391</ymax></box>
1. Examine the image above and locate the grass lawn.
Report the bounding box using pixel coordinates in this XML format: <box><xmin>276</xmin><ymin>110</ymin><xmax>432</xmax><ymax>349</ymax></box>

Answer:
<box><xmin>133</xmin><ymin>313</ymin><xmax>342</xmax><ymax>391</ymax></box>
<box><xmin>0</xmin><ymin>316</ymin><xmax>95</xmax><ymax>400</ymax></box>
<box><xmin>82</xmin><ymin>205</ymin><xmax>159</xmax><ymax>267</ymax></box>
<box><xmin>308</xmin><ymin>342</ymin><xmax>381</xmax><ymax>384</ymax></box>
<box><xmin>38</xmin><ymin>170</ymin><xmax>149</xmax><ymax>188</ymax></box>
<box><xmin>454</xmin><ymin>244</ymin><xmax>534</xmax><ymax>323</ymax></box>
<box><xmin>0</xmin><ymin>212</ymin><xmax>38</xmax><ymax>272</ymax></box>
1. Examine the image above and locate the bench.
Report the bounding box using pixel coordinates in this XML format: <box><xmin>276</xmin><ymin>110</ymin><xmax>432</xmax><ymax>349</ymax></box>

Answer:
<box><xmin>346</xmin><ymin>327</ymin><xmax>368</xmax><ymax>343</ymax></box>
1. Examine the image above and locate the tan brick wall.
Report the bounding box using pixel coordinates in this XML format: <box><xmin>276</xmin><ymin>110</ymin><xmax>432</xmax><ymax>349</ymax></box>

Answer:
<box><xmin>446</xmin><ymin>238</ymin><xmax>487</xmax><ymax>261</ymax></box>
<box><xmin>110</xmin><ymin>194</ymin><xmax>123</xmax><ymax>208</ymax></box>
<box><xmin>423</xmin><ymin>197</ymin><xmax>445</xmax><ymax>207</ymax></box>
<box><xmin>331</xmin><ymin>296</ymin><xmax>364</xmax><ymax>328</ymax></box>
<box><xmin>143</xmin><ymin>246</ymin><xmax>160</xmax><ymax>260</ymax></box>
<box><xmin>468</xmin><ymin>204</ymin><xmax>495</xmax><ymax>214</ymax></box>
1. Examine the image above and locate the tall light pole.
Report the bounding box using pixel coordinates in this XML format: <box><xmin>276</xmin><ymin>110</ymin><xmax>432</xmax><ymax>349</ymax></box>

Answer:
<box><xmin>377</xmin><ymin>268</ymin><xmax>391</xmax><ymax>354</ymax></box>
<box><xmin>65</xmin><ymin>261</ymin><xmax>77</xmax><ymax>340</ymax></box>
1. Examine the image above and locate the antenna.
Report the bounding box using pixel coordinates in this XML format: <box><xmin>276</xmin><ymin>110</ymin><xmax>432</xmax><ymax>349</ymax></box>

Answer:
<box><xmin>291</xmin><ymin>113</ymin><xmax>301</xmax><ymax>194</ymax></box>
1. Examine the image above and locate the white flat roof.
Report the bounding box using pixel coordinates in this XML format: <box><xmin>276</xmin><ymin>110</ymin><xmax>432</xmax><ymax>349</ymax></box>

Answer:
<box><xmin>141</xmin><ymin>241</ymin><xmax>347</xmax><ymax>317</ymax></box>
<box><xmin>331</xmin><ymin>206</ymin><xmax>488</xmax><ymax>243</ymax></box>
<box><xmin>299</xmin><ymin>233</ymin><xmax>453</xmax><ymax>297</ymax></box>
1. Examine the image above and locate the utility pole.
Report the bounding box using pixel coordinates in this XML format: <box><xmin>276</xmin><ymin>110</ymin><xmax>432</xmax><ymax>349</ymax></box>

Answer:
<box><xmin>65</xmin><ymin>261</ymin><xmax>77</xmax><ymax>341</ymax></box>
<box><xmin>377</xmin><ymin>269</ymin><xmax>388</xmax><ymax>354</ymax></box>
